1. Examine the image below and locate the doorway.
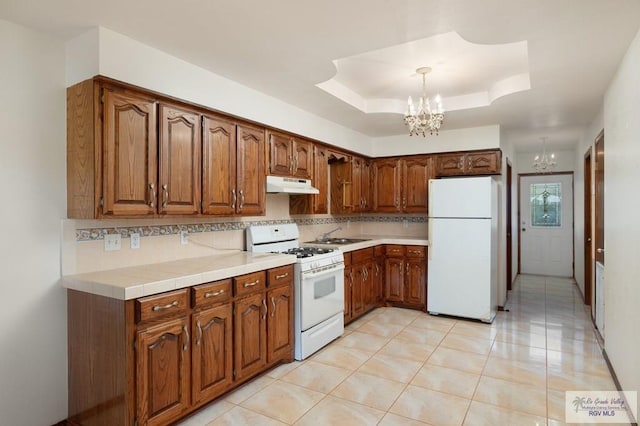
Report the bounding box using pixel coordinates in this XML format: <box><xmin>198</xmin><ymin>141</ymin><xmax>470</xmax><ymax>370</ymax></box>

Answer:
<box><xmin>594</xmin><ymin>130</ymin><xmax>605</xmax><ymax>334</ymax></box>
<box><xmin>519</xmin><ymin>172</ymin><xmax>574</xmax><ymax>277</ymax></box>
<box><xmin>583</xmin><ymin>147</ymin><xmax>593</xmax><ymax>306</ymax></box>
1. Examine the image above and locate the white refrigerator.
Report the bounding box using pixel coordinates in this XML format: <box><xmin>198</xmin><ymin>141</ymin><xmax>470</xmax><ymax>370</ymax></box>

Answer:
<box><xmin>427</xmin><ymin>176</ymin><xmax>498</xmax><ymax>323</ymax></box>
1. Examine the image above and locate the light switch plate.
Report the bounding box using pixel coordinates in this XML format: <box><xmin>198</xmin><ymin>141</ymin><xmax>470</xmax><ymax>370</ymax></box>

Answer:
<box><xmin>130</xmin><ymin>233</ymin><xmax>140</xmax><ymax>249</ymax></box>
<box><xmin>104</xmin><ymin>234</ymin><xmax>121</xmax><ymax>251</ymax></box>
<box><xmin>180</xmin><ymin>230</ymin><xmax>188</xmax><ymax>245</ymax></box>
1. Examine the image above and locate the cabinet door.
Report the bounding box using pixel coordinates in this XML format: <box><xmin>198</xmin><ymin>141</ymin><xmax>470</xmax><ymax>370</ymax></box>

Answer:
<box><xmin>102</xmin><ymin>88</ymin><xmax>157</xmax><ymax>216</ymax></box>
<box><xmin>466</xmin><ymin>151</ymin><xmax>501</xmax><ymax>175</ymax></box>
<box><xmin>402</xmin><ymin>157</ymin><xmax>431</xmax><ymax>213</ymax></box>
<box><xmin>351</xmin><ymin>264</ymin><xmax>366</xmax><ymax>317</ymax></box>
<box><xmin>192</xmin><ymin>304</ymin><xmax>233</xmax><ymax>405</ymax></box>
<box><xmin>351</xmin><ymin>157</ymin><xmax>363</xmax><ymax>212</ymax></box>
<box><xmin>344</xmin><ymin>265</ymin><xmax>352</xmax><ymax>322</ymax></box>
<box><xmin>330</xmin><ymin>160</ymin><xmax>353</xmax><ymax>214</ymax></box>
<box><xmin>372</xmin><ymin>257</ymin><xmax>384</xmax><ymax>307</ymax></box>
<box><xmin>136</xmin><ymin>317</ymin><xmax>190</xmax><ymax>426</ymax></box>
<box><xmin>159</xmin><ymin>104</ymin><xmax>201</xmax><ymax>215</ymax></box>
<box><xmin>202</xmin><ymin>116</ymin><xmax>237</xmax><ymax>215</ymax></box>
<box><xmin>405</xmin><ymin>258</ymin><xmax>426</xmax><ymax>307</ymax></box>
<box><xmin>313</xmin><ymin>146</ymin><xmax>329</xmax><ymax>213</ymax></box>
<box><xmin>435</xmin><ymin>153</ymin><xmax>465</xmax><ymax>177</ymax></box>
<box><xmin>361</xmin><ymin>160</ymin><xmax>372</xmax><ymax>212</ymax></box>
<box><xmin>384</xmin><ymin>257</ymin><xmax>404</xmax><ymax>302</ymax></box>
<box><xmin>292</xmin><ymin>138</ymin><xmax>313</xmax><ymax>179</ymax></box>
<box><xmin>267</xmin><ymin>285</ymin><xmax>293</xmax><ymax>363</ymax></box>
<box><xmin>236</xmin><ymin>124</ymin><xmax>265</xmax><ymax>216</ymax></box>
<box><xmin>234</xmin><ymin>293</ymin><xmax>267</xmax><ymax>381</ymax></box>
<box><xmin>268</xmin><ymin>131</ymin><xmax>292</xmax><ymax>176</ymax></box>
<box><xmin>373</xmin><ymin>159</ymin><xmax>401</xmax><ymax>212</ymax></box>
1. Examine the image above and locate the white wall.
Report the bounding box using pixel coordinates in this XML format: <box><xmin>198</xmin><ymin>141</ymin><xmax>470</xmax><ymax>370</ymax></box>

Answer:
<box><xmin>372</xmin><ymin>125</ymin><xmax>500</xmax><ymax>157</ymax></box>
<box><xmin>0</xmin><ymin>19</ymin><xmax>67</xmax><ymax>424</ymax></box>
<box><xmin>602</xmin><ymin>27</ymin><xmax>640</xmax><ymax>416</ymax></box>
<box><xmin>66</xmin><ymin>27</ymin><xmax>373</xmax><ymax>156</ymax></box>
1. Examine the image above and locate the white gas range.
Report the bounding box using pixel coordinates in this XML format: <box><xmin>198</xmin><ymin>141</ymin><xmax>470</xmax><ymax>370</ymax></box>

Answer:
<box><xmin>246</xmin><ymin>223</ymin><xmax>345</xmax><ymax>360</ymax></box>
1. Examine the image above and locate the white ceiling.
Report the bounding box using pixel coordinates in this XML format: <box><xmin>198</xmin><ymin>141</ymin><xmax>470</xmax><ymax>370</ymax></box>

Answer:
<box><xmin>2</xmin><ymin>0</ymin><xmax>640</xmax><ymax>152</ymax></box>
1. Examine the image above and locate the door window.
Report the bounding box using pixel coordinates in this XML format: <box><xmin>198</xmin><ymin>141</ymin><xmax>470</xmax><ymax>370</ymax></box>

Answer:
<box><xmin>530</xmin><ymin>183</ymin><xmax>561</xmax><ymax>227</ymax></box>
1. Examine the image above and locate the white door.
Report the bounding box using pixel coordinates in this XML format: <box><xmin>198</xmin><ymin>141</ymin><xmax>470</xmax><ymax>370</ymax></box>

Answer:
<box><xmin>520</xmin><ymin>174</ymin><xmax>573</xmax><ymax>277</ymax></box>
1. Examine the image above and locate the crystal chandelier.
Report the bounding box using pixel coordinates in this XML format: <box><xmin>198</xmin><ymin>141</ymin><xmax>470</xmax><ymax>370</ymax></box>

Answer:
<box><xmin>532</xmin><ymin>137</ymin><xmax>556</xmax><ymax>173</ymax></box>
<box><xmin>404</xmin><ymin>67</ymin><xmax>444</xmax><ymax>137</ymax></box>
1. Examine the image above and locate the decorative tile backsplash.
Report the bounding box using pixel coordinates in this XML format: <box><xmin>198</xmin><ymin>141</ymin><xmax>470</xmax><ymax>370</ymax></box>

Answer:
<box><xmin>75</xmin><ymin>215</ymin><xmax>427</xmax><ymax>241</ymax></box>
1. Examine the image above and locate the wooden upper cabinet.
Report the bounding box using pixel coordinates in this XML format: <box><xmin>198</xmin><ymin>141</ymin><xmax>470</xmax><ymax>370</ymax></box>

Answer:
<box><xmin>102</xmin><ymin>87</ymin><xmax>158</xmax><ymax>217</ymax></box>
<box><xmin>202</xmin><ymin>115</ymin><xmax>237</xmax><ymax>215</ymax></box>
<box><xmin>267</xmin><ymin>131</ymin><xmax>313</xmax><ymax>179</ymax></box>
<box><xmin>158</xmin><ymin>104</ymin><xmax>201</xmax><ymax>215</ymax></box>
<box><xmin>290</xmin><ymin>144</ymin><xmax>328</xmax><ymax>214</ymax></box>
<box><xmin>351</xmin><ymin>157</ymin><xmax>372</xmax><ymax>212</ymax></box>
<box><xmin>402</xmin><ymin>157</ymin><xmax>432</xmax><ymax>213</ymax></box>
<box><xmin>236</xmin><ymin>123</ymin><xmax>266</xmax><ymax>216</ymax></box>
<box><xmin>330</xmin><ymin>156</ymin><xmax>353</xmax><ymax>214</ymax></box>
<box><xmin>435</xmin><ymin>149</ymin><xmax>501</xmax><ymax>177</ymax></box>
<box><xmin>372</xmin><ymin>159</ymin><xmax>402</xmax><ymax>212</ymax></box>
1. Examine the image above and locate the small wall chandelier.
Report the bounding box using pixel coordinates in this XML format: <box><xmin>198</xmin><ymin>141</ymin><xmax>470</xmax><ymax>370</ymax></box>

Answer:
<box><xmin>532</xmin><ymin>137</ymin><xmax>556</xmax><ymax>173</ymax></box>
<box><xmin>404</xmin><ymin>67</ymin><xmax>444</xmax><ymax>137</ymax></box>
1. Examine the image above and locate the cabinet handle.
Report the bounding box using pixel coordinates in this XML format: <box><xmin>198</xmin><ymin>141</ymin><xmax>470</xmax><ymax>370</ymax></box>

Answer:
<box><xmin>204</xmin><ymin>289</ymin><xmax>225</xmax><ymax>298</ymax></box>
<box><xmin>239</xmin><ymin>190</ymin><xmax>245</xmax><ymax>210</ymax></box>
<box><xmin>403</xmin><ymin>198</ymin><xmax>407</xmax><ymax>209</ymax></box>
<box><xmin>243</xmin><ymin>279</ymin><xmax>259</xmax><ymax>288</ymax></box>
<box><xmin>275</xmin><ymin>272</ymin><xmax>289</xmax><ymax>279</ymax></box>
<box><xmin>289</xmin><ymin>155</ymin><xmax>293</xmax><ymax>174</ymax></box>
<box><xmin>395</xmin><ymin>199</ymin><xmax>400</xmax><ymax>209</ymax></box>
<box><xmin>349</xmin><ymin>271</ymin><xmax>354</xmax><ymax>287</ymax></box>
<box><xmin>152</xmin><ymin>300</ymin><xmax>178</xmax><ymax>311</ymax></box>
<box><xmin>375</xmin><ymin>264</ymin><xmax>380</xmax><ymax>274</ymax></box>
<box><xmin>231</xmin><ymin>189</ymin><xmax>236</xmax><ymax>209</ymax></box>
<box><xmin>262</xmin><ymin>298</ymin><xmax>267</xmax><ymax>320</ymax></box>
<box><xmin>196</xmin><ymin>320</ymin><xmax>202</xmax><ymax>346</ymax></box>
<box><xmin>271</xmin><ymin>297</ymin><xmax>276</xmax><ymax>318</ymax></box>
<box><xmin>162</xmin><ymin>184</ymin><xmax>169</xmax><ymax>208</ymax></box>
<box><xmin>148</xmin><ymin>183</ymin><xmax>156</xmax><ymax>208</ymax></box>
<box><xmin>468</xmin><ymin>160</ymin><xmax>473</xmax><ymax>169</ymax></box>
<box><xmin>294</xmin><ymin>154</ymin><xmax>299</xmax><ymax>173</ymax></box>
<box><xmin>182</xmin><ymin>325</ymin><xmax>189</xmax><ymax>351</ymax></box>
<box><xmin>458</xmin><ymin>159</ymin><xmax>463</xmax><ymax>169</ymax></box>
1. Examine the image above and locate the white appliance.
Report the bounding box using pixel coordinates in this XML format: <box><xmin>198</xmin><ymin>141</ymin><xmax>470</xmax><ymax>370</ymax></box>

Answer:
<box><xmin>246</xmin><ymin>223</ymin><xmax>344</xmax><ymax>360</ymax></box>
<box><xmin>427</xmin><ymin>176</ymin><xmax>498</xmax><ymax>323</ymax></box>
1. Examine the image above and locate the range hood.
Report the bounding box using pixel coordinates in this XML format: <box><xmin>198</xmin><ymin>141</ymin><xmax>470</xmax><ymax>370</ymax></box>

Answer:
<box><xmin>266</xmin><ymin>175</ymin><xmax>319</xmax><ymax>194</ymax></box>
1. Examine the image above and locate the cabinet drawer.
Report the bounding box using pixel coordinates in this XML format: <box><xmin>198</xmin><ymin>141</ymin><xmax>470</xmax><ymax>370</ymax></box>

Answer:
<box><xmin>268</xmin><ymin>265</ymin><xmax>294</xmax><ymax>287</ymax></box>
<box><xmin>406</xmin><ymin>246</ymin><xmax>426</xmax><ymax>258</ymax></box>
<box><xmin>136</xmin><ymin>289</ymin><xmax>189</xmax><ymax>324</ymax></box>
<box><xmin>234</xmin><ymin>271</ymin><xmax>266</xmax><ymax>297</ymax></box>
<box><xmin>385</xmin><ymin>245</ymin><xmax>405</xmax><ymax>257</ymax></box>
<box><xmin>352</xmin><ymin>247</ymin><xmax>373</xmax><ymax>264</ymax></box>
<box><xmin>192</xmin><ymin>279</ymin><xmax>231</xmax><ymax>308</ymax></box>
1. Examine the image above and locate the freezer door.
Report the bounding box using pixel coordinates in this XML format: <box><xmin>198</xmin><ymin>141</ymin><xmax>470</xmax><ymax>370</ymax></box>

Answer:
<box><xmin>427</xmin><ymin>217</ymin><xmax>495</xmax><ymax>322</ymax></box>
<box><xmin>429</xmin><ymin>177</ymin><xmax>494</xmax><ymax>218</ymax></box>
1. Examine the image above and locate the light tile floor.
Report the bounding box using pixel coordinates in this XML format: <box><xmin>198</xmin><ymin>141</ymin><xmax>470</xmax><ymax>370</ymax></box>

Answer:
<box><xmin>178</xmin><ymin>275</ymin><xmax>625</xmax><ymax>425</ymax></box>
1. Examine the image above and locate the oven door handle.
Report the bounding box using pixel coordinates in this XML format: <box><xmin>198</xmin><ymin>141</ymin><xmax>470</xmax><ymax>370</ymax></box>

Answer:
<box><xmin>301</xmin><ymin>263</ymin><xmax>344</xmax><ymax>279</ymax></box>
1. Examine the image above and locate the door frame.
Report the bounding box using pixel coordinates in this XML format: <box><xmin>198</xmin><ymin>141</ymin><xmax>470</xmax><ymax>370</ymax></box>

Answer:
<box><xmin>506</xmin><ymin>159</ymin><xmax>513</xmax><ymax>291</ymax></box>
<box><xmin>517</xmin><ymin>171</ymin><xmax>575</xmax><ymax>277</ymax></box>
<box><xmin>584</xmin><ymin>147</ymin><xmax>593</xmax><ymax>306</ymax></box>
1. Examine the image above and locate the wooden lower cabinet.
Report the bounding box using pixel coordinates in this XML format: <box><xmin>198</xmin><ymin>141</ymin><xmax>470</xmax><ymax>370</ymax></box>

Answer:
<box><xmin>67</xmin><ymin>265</ymin><xmax>294</xmax><ymax>426</ymax></box>
<box><xmin>136</xmin><ymin>317</ymin><xmax>191</xmax><ymax>426</ymax></box>
<box><xmin>384</xmin><ymin>245</ymin><xmax>427</xmax><ymax>310</ymax></box>
<box><xmin>191</xmin><ymin>304</ymin><xmax>233</xmax><ymax>405</ymax></box>
<box><xmin>234</xmin><ymin>292</ymin><xmax>267</xmax><ymax>381</ymax></box>
<box><xmin>344</xmin><ymin>247</ymin><xmax>380</xmax><ymax>324</ymax></box>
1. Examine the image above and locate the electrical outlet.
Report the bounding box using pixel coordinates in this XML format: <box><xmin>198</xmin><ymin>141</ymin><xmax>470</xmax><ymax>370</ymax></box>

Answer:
<box><xmin>104</xmin><ymin>234</ymin><xmax>121</xmax><ymax>251</ymax></box>
<box><xmin>403</xmin><ymin>219</ymin><xmax>408</xmax><ymax>228</ymax></box>
<box><xmin>180</xmin><ymin>230</ymin><xmax>189</xmax><ymax>245</ymax></box>
<box><xmin>130</xmin><ymin>233</ymin><xmax>140</xmax><ymax>249</ymax></box>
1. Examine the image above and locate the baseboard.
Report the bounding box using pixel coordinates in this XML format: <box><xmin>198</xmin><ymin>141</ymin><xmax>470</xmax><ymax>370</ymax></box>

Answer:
<box><xmin>602</xmin><ymin>348</ymin><xmax>638</xmax><ymax>426</ymax></box>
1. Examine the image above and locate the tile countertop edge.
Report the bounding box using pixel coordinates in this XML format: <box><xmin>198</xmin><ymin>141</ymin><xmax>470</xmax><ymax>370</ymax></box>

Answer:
<box><xmin>302</xmin><ymin>236</ymin><xmax>429</xmax><ymax>252</ymax></box>
<box><xmin>62</xmin><ymin>252</ymin><xmax>297</xmax><ymax>301</ymax></box>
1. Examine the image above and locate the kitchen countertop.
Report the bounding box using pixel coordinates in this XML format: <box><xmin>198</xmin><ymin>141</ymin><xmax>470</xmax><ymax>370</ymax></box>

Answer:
<box><xmin>62</xmin><ymin>251</ymin><xmax>297</xmax><ymax>301</ymax></box>
<box><xmin>63</xmin><ymin>236</ymin><xmax>428</xmax><ymax>301</ymax></box>
<box><xmin>302</xmin><ymin>235</ymin><xmax>429</xmax><ymax>252</ymax></box>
